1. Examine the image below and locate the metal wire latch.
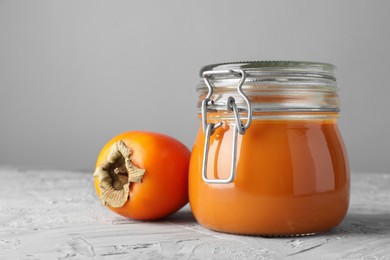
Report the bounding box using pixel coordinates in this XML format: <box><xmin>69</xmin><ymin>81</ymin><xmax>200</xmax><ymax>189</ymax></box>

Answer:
<box><xmin>201</xmin><ymin>69</ymin><xmax>252</xmax><ymax>184</ymax></box>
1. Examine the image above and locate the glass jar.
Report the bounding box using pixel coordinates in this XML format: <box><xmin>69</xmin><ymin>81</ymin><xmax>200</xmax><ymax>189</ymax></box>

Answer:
<box><xmin>189</xmin><ymin>61</ymin><xmax>350</xmax><ymax>236</ymax></box>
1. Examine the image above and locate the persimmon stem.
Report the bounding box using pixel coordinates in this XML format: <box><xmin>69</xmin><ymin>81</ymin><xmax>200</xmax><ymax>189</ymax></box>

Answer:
<box><xmin>93</xmin><ymin>140</ymin><xmax>146</xmax><ymax>207</ymax></box>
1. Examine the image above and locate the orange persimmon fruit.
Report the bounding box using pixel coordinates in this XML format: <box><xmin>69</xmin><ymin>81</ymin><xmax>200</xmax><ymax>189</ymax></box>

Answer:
<box><xmin>93</xmin><ymin>131</ymin><xmax>190</xmax><ymax>220</ymax></box>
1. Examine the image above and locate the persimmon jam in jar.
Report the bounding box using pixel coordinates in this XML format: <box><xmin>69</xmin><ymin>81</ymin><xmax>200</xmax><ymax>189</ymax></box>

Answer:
<box><xmin>189</xmin><ymin>61</ymin><xmax>350</xmax><ymax>236</ymax></box>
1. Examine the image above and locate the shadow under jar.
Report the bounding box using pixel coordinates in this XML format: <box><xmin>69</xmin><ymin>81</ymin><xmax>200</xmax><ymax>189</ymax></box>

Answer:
<box><xmin>189</xmin><ymin>61</ymin><xmax>350</xmax><ymax>236</ymax></box>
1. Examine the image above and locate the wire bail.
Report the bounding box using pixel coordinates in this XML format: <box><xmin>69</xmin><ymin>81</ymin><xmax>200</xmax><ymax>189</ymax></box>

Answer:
<box><xmin>201</xmin><ymin>69</ymin><xmax>252</xmax><ymax>184</ymax></box>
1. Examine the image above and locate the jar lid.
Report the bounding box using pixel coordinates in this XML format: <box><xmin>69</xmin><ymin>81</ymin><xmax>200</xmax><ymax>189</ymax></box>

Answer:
<box><xmin>200</xmin><ymin>60</ymin><xmax>335</xmax><ymax>74</ymax></box>
<box><xmin>199</xmin><ymin>61</ymin><xmax>337</xmax><ymax>88</ymax></box>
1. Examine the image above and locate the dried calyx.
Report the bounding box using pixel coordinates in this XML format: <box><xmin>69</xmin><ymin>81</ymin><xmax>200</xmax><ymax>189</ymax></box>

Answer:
<box><xmin>93</xmin><ymin>140</ymin><xmax>146</xmax><ymax>207</ymax></box>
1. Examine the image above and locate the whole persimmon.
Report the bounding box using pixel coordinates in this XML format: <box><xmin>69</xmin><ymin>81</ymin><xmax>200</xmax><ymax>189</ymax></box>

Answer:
<box><xmin>93</xmin><ymin>131</ymin><xmax>190</xmax><ymax>220</ymax></box>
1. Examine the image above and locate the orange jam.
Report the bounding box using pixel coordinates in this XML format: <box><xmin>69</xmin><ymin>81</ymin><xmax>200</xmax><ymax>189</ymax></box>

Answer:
<box><xmin>189</xmin><ymin>61</ymin><xmax>350</xmax><ymax>236</ymax></box>
<box><xmin>189</xmin><ymin>116</ymin><xmax>349</xmax><ymax>236</ymax></box>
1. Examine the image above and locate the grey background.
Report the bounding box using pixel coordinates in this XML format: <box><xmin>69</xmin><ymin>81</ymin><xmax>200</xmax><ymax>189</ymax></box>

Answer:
<box><xmin>0</xmin><ymin>0</ymin><xmax>389</xmax><ymax>173</ymax></box>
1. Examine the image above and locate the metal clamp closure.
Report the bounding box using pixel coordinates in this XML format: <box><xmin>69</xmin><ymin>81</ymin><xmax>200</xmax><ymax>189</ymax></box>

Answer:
<box><xmin>201</xmin><ymin>69</ymin><xmax>252</xmax><ymax>184</ymax></box>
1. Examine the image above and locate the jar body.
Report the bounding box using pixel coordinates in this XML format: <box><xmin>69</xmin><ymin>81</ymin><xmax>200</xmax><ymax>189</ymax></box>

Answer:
<box><xmin>189</xmin><ymin>115</ymin><xmax>349</xmax><ymax>236</ymax></box>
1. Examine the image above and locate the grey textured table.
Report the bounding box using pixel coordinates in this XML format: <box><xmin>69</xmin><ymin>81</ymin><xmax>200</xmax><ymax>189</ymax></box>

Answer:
<box><xmin>0</xmin><ymin>167</ymin><xmax>389</xmax><ymax>259</ymax></box>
